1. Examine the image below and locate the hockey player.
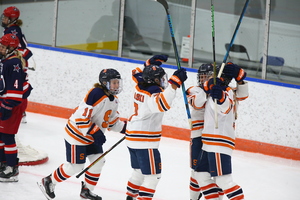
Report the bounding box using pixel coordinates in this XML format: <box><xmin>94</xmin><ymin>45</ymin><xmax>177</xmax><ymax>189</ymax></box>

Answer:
<box><xmin>2</xmin><ymin>6</ymin><xmax>33</xmax><ymax>67</ymax></box>
<box><xmin>37</xmin><ymin>69</ymin><xmax>127</xmax><ymax>200</ymax></box>
<box><xmin>125</xmin><ymin>55</ymin><xmax>188</xmax><ymax>200</ymax></box>
<box><xmin>0</xmin><ymin>34</ymin><xmax>31</xmax><ymax>182</ymax></box>
<box><xmin>192</xmin><ymin>63</ymin><xmax>248</xmax><ymax>200</ymax></box>
<box><xmin>2</xmin><ymin>6</ymin><xmax>34</xmax><ymax>123</ymax></box>
<box><xmin>186</xmin><ymin>63</ymin><xmax>219</xmax><ymax>200</ymax></box>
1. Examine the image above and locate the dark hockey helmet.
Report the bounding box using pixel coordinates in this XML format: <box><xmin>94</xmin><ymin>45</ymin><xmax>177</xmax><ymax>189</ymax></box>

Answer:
<box><xmin>217</xmin><ymin>65</ymin><xmax>233</xmax><ymax>86</ymax></box>
<box><xmin>197</xmin><ymin>63</ymin><xmax>213</xmax><ymax>86</ymax></box>
<box><xmin>99</xmin><ymin>68</ymin><xmax>123</xmax><ymax>95</ymax></box>
<box><xmin>142</xmin><ymin>65</ymin><xmax>168</xmax><ymax>88</ymax></box>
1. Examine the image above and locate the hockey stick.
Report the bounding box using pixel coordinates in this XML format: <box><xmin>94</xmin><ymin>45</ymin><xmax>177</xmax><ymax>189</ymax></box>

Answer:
<box><xmin>217</xmin><ymin>0</ymin><xmax>250</xmax><ymax>78</ymax></box>
<box><xmin>28</xmin><ymin>57</ymin><xmax>36</xmax><ymax>71</ymax></box>
<box><xmin>155</xmin><ymin>0</ymin><xmax>192</xmax><ymax>129</ymax></box>
<box><xmin>211</xmin><ymin>0</ymin><xmax>217</xmax><ymax>78</ymax></box>
<box><xmin>211</xmin><ymin>0</ymin><xmax>218</xmax><ymax>128</ymax></box>
<box><xmin>76</xmin><ymin>136</ymin><xmax>125</xmax><ymax>178</ymax></box>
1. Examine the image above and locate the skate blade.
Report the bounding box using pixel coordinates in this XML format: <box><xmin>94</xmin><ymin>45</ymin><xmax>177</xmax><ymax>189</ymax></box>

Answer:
<box><xmin>21</xmin><ymin>117</ymin><xmax>27</xmax><ymax>123</ymax></box>
<box><xmin>0</xmin><ymin>176</ymin><xmax>18</xmax><ymax>182</ymax></box>
<box><xmin>37</xmin><ymin>181</ymin><xmax>54</xmax><ymax>200</ymax></box>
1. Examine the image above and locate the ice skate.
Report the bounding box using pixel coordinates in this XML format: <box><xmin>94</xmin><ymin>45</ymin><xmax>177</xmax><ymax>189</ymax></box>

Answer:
<box><xmin>126</xmin><ymin>196</ymin><xmax>136</xmax><ymax>200</ymax></box>
<box><xmin>0</xmin><ymin>165</ymin><xmax>19</xmax><ymax>182</ymax></box>
<box><xmin>21</xmin><ymin>112</ymin><xmax>27</xmax><ymax>123</ymax></box>
<box><xmin>0</xmin><ymin>162</ymin><xmax>7</xmax><ymax>172</ymax></box>
<box><xmin>190</xmin><ymin>193</ymin><xmax>202</xmax><ymax>200</ymax></box>
<box><xmin>37</xmin><ymin>174</ymin><xmax>55</xmax><ymax>199</ymax></box>
<box><xmin>197</xmin><ymin>193</ymin><xmax>202</xmax><ymax>200</ymax></box>
<box><xmin>80</xmin><ymin>181</ymin><xmax>102</xmax><ymax>200</ymax></box>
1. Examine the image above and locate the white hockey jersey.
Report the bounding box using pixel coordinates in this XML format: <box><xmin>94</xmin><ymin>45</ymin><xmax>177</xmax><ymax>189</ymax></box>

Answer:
<box><xmin>125</xmin><ymin>66</ymin><xmax>177</xmax><ymax>149</ymax></box>
<box><xmin>187</xmin><ymin>80</ymin><xmax>249</xmax><ymax>141</ymax></box>
<box><xmin>230</xmin><ymin>81</ymin><xmax>249</xmax><ymax>119</ymax></box>
<box><xmin>186</xmin><ymin>86</ymin><xmax>207</xmax><ymax>139</ymax></box>
<box><xmin>64</xmin><ymin>87</ymin><xmax>124</xmax><ymax>146</ymax></box>
<box><xmin>202</xmin><ymin>86</ymin><xmax>236</xmax><ymax>155</ymax></box>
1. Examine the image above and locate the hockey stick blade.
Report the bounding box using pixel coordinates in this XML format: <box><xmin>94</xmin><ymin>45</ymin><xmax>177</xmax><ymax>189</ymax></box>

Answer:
<box><xmin>155</xmin><ymin>0</ymin><xmax>168</xmax><ymax>10</ymax></box>
<box><xmin>28</xmin><ymin>67</ymin><xmax>35</xmax><ymax>71</ymax></box>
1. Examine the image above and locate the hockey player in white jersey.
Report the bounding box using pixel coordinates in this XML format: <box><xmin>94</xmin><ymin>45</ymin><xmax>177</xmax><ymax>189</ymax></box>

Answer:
<box><xmin>192</xmin><ymin>62</ymin><xmax>248</xmax><ymax>200</ymax></box>
<box><xmin>37</xmin><ymin>68</ymin><xmax>126</xmax><ymax>200</ymax></box>
<box><xmin>187</xmin><ymin>63</ymin><xmax>222</xmax><ymax>200</ymax></box>
<box><xmin>188</xmin><ymin>62</ymin><xmax>248</xmax><ymax>200</ymax></box>
<box><xmin>125</xmin><ymin>55</ymin><xmax>187</xmax><ymax>200</ymax></box>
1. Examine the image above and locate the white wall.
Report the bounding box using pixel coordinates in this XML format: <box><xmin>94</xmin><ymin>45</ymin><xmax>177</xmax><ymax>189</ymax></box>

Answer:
<box><xmin>27</xmin><ymin>46</ymin><xmax>300</xmax><ymax>149</ymax></box>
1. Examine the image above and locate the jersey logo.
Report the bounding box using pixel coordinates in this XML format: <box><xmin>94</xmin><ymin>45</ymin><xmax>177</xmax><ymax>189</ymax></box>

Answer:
<box><xmin>13</xmin><ymin>64</ymin><xmax>21</xmax><ymax>72</ymax></box>
<box><xmin>11</xmin><ymin>29</ymin><xmax>18</xmax><ymax>36</ymax></box>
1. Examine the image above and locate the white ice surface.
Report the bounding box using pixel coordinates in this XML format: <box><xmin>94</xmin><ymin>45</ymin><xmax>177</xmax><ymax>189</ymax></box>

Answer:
<box><xmin>0</xmin><ymin>112</ymin><xmax>299</xmax><ymax>200</ymax></box>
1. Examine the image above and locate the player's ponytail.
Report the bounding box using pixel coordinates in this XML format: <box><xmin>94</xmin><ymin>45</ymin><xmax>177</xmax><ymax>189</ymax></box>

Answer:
<box><xmin>15</xmin><ymin>19</ymin><xmax>23</xmax><ymax>26</ymax></box>
<box><xmin>15</xmin><ymin>50</ymin><xmax>26</xmax><ymax>69</ymax></box>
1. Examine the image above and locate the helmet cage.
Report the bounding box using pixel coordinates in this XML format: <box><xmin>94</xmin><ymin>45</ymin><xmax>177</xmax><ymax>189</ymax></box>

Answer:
<box><xmin>105</xmin><ymin>78</ymin><xmax>123</xmax><ymax>95</ymax></box>
<box><xmin>197</xmin><ymin>63</ymin><xmax>213</xmax><ymax>86</ymax></box>
<box><xmin>158</xmin><ymin>74</ymin><xmax>168</xmax><ymax>89</ymax></box>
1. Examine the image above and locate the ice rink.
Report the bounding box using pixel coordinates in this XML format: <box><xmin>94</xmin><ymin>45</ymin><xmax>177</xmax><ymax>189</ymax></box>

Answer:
<box><xmin>0</xmin><ymin>112</ymin><xmax>299</xmax><ymax>200</ymax></box>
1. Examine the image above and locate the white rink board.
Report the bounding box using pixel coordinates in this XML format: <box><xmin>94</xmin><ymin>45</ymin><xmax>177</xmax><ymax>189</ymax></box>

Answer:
<box><xmin>26</xmin><ymin>46</ymin><xmax>300</xmax><ymax>149</ymax></box>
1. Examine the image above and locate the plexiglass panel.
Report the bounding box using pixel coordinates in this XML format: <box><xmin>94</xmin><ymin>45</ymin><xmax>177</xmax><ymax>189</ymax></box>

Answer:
<box><xmin>193</xmin><ymin>0</ymin><xmax>265</xmax><ymax>80</ymax></box>
<box><xmin>0</xmin><ymin>0</ymin><xmax>299</xmax><ymax>84</ymax></box>
<box><xmin>0</xmin><ymin>0</ymin><xmax>54</xmax><ymax>46</ymax></box>
<box><xmin>56</xmin><ymin>0</ymin><xmax>120</xmax><ymax>56</ymax></box>
<box><xmin>265</xmin><ymin>0</ymin><xmax>300</xmax><ymax>84</ymax></box>
<box><xmin>122</xmin><ymin>0</ymin><xmax>192</xmax><ymax>65</ymax></box>
<box><xmin>193</xmin><ymin>0</ymin><xmax>300</xmax><ymax>84</ymax></box>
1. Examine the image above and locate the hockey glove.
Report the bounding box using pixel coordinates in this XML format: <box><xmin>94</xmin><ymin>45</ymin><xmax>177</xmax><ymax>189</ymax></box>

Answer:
<box><xmin>203</xmin><ymin>77</ymin><xmax>223</xmax><ymax>94</ymax></box>
<box><xmin>90</xmin><ymin>127</ymin><xmax>106</xmax><ymax>146</ymax></box>
<box><xmin>0</xmin><ymin>101</ymin><xmax>13</xmax><ymax>120</ymax></box>
<box><xmin>210</xmin><ymin>85</ymin><xmax>226</xmax><ymax>105</ymax></box>
<box><xmin>223</xmin><ymin>62</ymin><xmax>247</xmax><ymax>82</ymax></box>
<box><xmin>168</xmin><ymin>68</ymin><xmax>187</xmax><ymax>88</ymax></box>
<box><xmin>120</xmin><ymin>121</ymin><xmax>127</xmax><ymax>134</ymax></box>
<box><xmin>144</xmin><ymin>55</ymin><xmax>168</xmax><ymax>66</ymax></box>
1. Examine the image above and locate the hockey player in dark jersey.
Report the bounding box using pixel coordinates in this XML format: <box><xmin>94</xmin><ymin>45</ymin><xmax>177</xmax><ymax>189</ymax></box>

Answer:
<box><xmin>1</xmin><ymin>6</ymin><xmax>33</xmax><ymax>65</ymax></box>
<box><xmin>0</xmin><ymin>33</ymin><xmax>32</xmax><ymax>182</ymax></box>
<box><xmin>2</xmin><ymin>6</ymin><xmax>34</xmax><ymax>123</ymax></box>
<box><xmin>37</xmin><ymin>69</ymin><xmax>127</xmax><ymax>200</ymax></box>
